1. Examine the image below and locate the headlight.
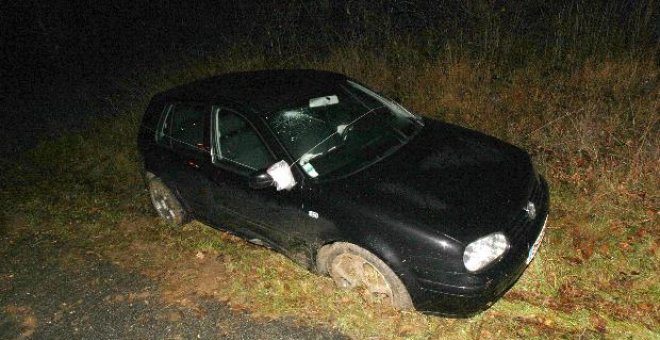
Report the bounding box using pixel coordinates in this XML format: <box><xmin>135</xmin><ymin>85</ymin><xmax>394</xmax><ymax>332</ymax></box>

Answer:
<box><xmin>463</xmin><ymin>232</ymin><xmax>509</xmax><ymax>272</ymax></box>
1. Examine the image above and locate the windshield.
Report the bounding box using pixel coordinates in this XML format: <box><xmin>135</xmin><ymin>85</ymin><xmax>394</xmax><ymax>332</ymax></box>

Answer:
<box><xmin>264</xmin><ymin>80</ymin><xmax>423</xmax><ymax>179</ymax></box>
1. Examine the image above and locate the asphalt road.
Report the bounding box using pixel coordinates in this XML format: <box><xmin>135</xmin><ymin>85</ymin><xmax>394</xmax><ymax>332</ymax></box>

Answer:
<box><xmin>0</xmin><ymin>232</ymin><xmax>348</xmax><ymax>339</ymax></box>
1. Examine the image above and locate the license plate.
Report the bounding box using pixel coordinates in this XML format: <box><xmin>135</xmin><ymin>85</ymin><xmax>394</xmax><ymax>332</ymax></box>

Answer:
<box><xmin>526</xmin><ymin>215</ymin><xmax>548</xmax><ymax>264</ymax></box>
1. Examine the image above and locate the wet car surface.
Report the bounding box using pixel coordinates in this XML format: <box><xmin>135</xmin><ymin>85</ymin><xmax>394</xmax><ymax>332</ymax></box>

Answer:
<box><xmin>137</xmin><ymin>69</ymin><xmax>549</xmax><ymax>316</ymax></box>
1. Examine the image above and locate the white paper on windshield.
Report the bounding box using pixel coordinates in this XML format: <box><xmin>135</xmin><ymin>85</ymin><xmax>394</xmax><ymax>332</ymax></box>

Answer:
<box><xmin>309</xmin><ymin>95</ymin><xmax>339</xmax><ymax>108</ymax></box>
<box><xmin>266</xmin><ymin>160</ymin><xmax>297</xmax><ymax>191</ymax></box>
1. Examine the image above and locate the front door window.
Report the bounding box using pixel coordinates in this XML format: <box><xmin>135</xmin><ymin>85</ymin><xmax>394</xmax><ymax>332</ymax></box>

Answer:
<box><xmin>214</xmin><ymin>108</ymin><xmax>273</xmax><ymax>171</ymax></box>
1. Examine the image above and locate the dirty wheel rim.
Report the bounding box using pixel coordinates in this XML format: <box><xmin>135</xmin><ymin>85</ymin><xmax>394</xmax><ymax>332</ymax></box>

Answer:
<box><xmin>330</xmin><ymin>253</ymin><xmax>393</xmax><ymax>302</ymax></box>
<box><xmin>150</xmin><ymin>188</ymin><xmax>176</xmax><ymax>223</ymax></box>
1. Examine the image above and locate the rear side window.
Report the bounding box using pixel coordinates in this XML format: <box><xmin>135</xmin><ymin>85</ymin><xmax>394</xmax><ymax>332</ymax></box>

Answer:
<box><xmin>159</xmin><ymin>103</ymin><xmax>211</xmax><ymax>152</ymax></box>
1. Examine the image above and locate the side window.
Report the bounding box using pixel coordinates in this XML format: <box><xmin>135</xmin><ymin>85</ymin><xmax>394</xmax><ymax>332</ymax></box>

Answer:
<box><xmin>160</xmin><ymin>103</ymin><xmax>211</xmax><ymax>152</ymax></box>
<box><xmin>215</xmin><ymin>109</ymin><xmax>273</xmax><ymax>171</ymax></box>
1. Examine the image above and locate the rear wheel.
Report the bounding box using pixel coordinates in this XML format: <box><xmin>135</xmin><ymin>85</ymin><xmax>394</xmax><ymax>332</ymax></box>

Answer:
<box><xmin>317</xmin><ymin>242</ymin><xmax>413</xmax><ymax>310</ymax></box>
<box><xmin>148</xmin><ymin>177</ymin><xmax>186</xmax><ymax>226</ymax></box>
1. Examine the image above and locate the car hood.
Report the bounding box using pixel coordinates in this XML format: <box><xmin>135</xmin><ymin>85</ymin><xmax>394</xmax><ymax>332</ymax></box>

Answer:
<box><xmin>317</xmin><ymin>119</ymin><xmax>537</xmax><ymax>244</ymax></box>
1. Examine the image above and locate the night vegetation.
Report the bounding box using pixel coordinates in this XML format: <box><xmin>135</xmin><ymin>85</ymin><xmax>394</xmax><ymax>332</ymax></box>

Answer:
<box><xmin>1</xmin><ymin>1</ymin><xmax>658</xmax><ymax>338</ymax></box>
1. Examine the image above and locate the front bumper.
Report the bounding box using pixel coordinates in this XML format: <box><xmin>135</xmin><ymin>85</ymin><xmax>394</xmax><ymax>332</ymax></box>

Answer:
<box><xmin>413</xmin><ymin>249</ymin><xmax>532</xmax><ymax>317</ymax></box>
<box><xmin>411</xmin><ymin>177</ymin><xmax>550</xmax><ymax>317</ymax></box>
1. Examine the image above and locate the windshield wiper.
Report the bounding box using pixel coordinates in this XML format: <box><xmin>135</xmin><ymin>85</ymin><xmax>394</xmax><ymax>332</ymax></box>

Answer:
<box><xmin>294</xmin><ymin>105</ymin><xmax>385</xmax><ymax>165</ymax></box>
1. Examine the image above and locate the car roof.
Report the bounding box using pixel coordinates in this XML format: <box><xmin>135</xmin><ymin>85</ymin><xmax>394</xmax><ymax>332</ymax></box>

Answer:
<box><xmin>160</xmin><ymin>69</ymin><xmax>348</xmax><ymax>114</ymax></box>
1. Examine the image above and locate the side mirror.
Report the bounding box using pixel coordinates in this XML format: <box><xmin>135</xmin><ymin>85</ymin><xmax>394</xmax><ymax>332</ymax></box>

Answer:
<box><xmin>253</xmin><ymin>160</ymin><xmax>297</xmax><ymax>191</ymax></box>
<box><xmin>249</xmin><ymin>171</ymin><xmax>275</xmax><ymax>189</ymax></box>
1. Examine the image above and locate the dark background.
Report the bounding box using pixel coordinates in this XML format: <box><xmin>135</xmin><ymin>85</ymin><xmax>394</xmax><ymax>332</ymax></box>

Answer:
<box><xmin>2</xmin><ymin>0</ymin><xmax>657</xmax><ymax>159</ymax></box>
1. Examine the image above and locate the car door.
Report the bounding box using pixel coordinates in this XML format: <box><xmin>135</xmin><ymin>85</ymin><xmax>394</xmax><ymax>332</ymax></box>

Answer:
<box><xmin>157</xmin><ymin>102</ymin><xmax>214</xmax><ymax>217</ymax></box>
<box><xmin>207</xmin><ymin>107</ymin><xmax>319</xmax><ymax>263</ymax></box>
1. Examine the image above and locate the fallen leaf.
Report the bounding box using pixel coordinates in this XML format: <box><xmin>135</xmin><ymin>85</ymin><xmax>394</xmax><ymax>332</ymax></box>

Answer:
<box><xmin>598</xmin><ymin>244</ymin><xmax>610</xmax><ymax>257</ymax></box>
<box><xmin>635</xmin><ymin>228</ymin><xmax>648</xmax><ymax>238</ymax></box>
<box><xmin>577</xmin><ymin>240</ymin><xmax>594</xmax><ymax>259</ymax></box>
<box><xmin>590</xmin><ymin>314</ymin><xmax>607</xmax><ymax>334</ymax></box>
<box><xmin>637</xmin><ymin>303</ymin><xmax>653</xmax><ymax>312</ymax></box>
<box><xmin>608</xmin><ymin>221</ymin><xmax>625</xmax><ymax>235</ymax></box>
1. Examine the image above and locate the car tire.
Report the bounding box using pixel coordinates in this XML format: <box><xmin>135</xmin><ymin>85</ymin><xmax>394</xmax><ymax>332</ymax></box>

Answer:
<box><xmin>316</xmin><ymin>242</ymin><xmax>414</xmax><ymax>310</ymax></box>
<box><xmin>148</xmin><ymin>177</ymin><xmax>186</xmax><ymax>226</ymax></box>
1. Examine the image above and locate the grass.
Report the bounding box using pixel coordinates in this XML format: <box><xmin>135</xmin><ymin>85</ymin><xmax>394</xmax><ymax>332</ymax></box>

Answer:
<box><xmin>2</xmin><ymin>37</ymin><xmax>658</xmax><ymax>339</ymax></box>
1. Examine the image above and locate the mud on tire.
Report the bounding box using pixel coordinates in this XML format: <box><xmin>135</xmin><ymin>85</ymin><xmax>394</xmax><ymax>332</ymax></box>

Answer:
<box><xmin>148</xmin><ymin>177</ymin><xmax>186</xmax><ymax>227</ymax></box>
<box><xmin>316</xmin><ymin>242</ymin><xmax>413</xmax><ymax>310</ymax></box>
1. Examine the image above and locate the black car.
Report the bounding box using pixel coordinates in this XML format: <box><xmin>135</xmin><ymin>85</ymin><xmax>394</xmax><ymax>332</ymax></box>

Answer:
<box><xmin>137</xmin><ymin>69</ymin><xmax>549</xmax><ymax>316</ymax></box>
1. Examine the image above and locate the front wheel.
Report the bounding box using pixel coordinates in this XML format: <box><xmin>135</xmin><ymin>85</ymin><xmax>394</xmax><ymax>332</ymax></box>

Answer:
<box><xmin>317</xmin><ymin>242</ymin><xmax>414</xmax><ymax>310</ymax></box>
<box><xmin>148</xmin><ymin>177</ymin><xmax>186</xmax><ymax>226</ymax></box>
